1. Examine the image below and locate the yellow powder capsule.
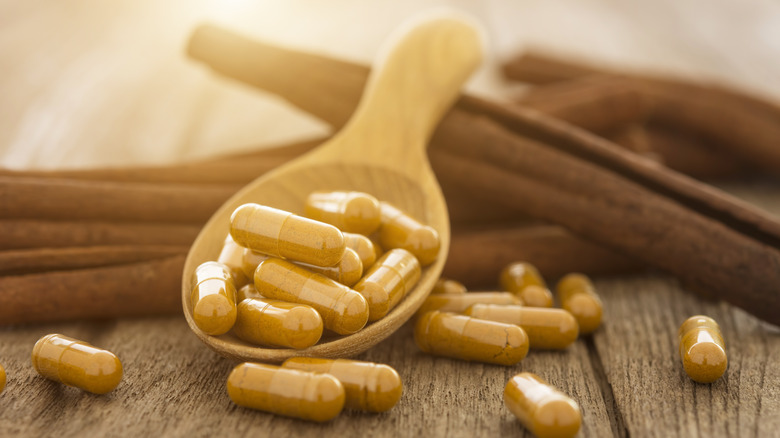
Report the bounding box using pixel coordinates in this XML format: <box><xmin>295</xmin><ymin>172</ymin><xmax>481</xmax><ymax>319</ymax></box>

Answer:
<box><xmin>237</xmin><ymin>283</ymin><xmax>264</xmax><ymax>302</ymax></box>
<box><xmin>678</xmin><ymin>315</ymin><xmax>728</xmax><ymax>383</ymax></box>
<box><xmin>378</xmin><ymin>202</ymin><xmax>440</xmax><ymax>266</ymax></box>
<box><xmin>504</xmin><ymin>372</ymin><xmax>582</xmax><ymax>438</ymax></box>
<box><xmin>230</xmin><ymin>203</ymin><xmax>346</xmax><ymax>267</ymax></box>
<box><xmin>283</xmin><ymin>358</ymin><xmax>403</xmax><ymax>412</ymax></box>
<box><xmin>414</xmin><ymin>311</ymin><xmax>529</xmax><ymax>366</ymax></box>
<box><xmin>254</xmin><ymin>258</ymin><xmax>369</xmax><ymax>335</ymax></box>
<box><xmin>243</xmin><ymin>247</ymin><xmax>362</xmax><ymax>287</ymax></box>
<box><xmin>354</xmin><ymin>249</ymin><xmax>421</xmax><ymax>321</ymax></box>
<box><xmin>305</xmin><ymin>191</ymin><xmax>381</xmax><ymax>235</ymax></box>
<box><xmin>217</xmin><ymin>234</ymin><xmax>250</xmax><ymax>287</ymax></box>
<box><xmin>343</xmin><ymin>232</ymin><xmax>377</xmax><ymax>269</ymax></box>
<box><xmin>431</xmin><ymin>278</ymin><xmax>467</xmax><ymax>295</ymax></box>
<box><xmin>0</xmin><ymin>363</ymin><xmax>5</xmax><ymax>393</ymax></box>
<box><xmin>191</xmin><ymin>261</ymin><xmax>238</xmax><ymax>335</ymax></box>
<box><xmin>464</xmin><ymin>304</ymin><xmax>579</xmax><ymax>350</ymax></box>
<box><xmin>31</xmin><ymin>334</ymin><xmax>123</xmax><ymax>395</ymax></box>
<box><xmin>233</xmin><ymin>298</ymin><xmax>323</xmax><ymax>349</ymax></box>
<box><xmin>227</xmin><ymin>362</ymin><xmax>345</xmax><ymax>422</ymax></box>
<box><xmin>416</xmin><ymin>292</ymin><xmax>521</xmax><ymax>317</ymax></box>
<box><xmin>500</xmin><ymin>262</ymin><xmax>553</xmax><ymax>308</ymax></box>
<box><xmin>556</xmin><ymin>273</ymin><xmax>603</xmax><ymax>335</ymax></box>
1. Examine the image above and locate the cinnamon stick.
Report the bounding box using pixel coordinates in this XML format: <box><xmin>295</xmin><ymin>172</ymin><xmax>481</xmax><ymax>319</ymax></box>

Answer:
<box><xmin>186</xmin><ymin>24</ymin><xmax>780</xmax><ymax>324</ymax></box>
<box><xmin>0</xmin><ymin>219</ymin><xmax>200</xmax><ymax>250</ymax></box>
<box><xmin>0</xmin><ymin>245</ymin><xmax>188</xmax><ymax>276</ymax></box>
<box><xmin>0</xmin><ymin>255</ymin><xmax>185</xmax><ymax>325</ymax></box>
<box><xmin>0</xmin><ymin>138</ymin><xmax>322</xmax><ymax>185</ymax></box>
<box><xmin>0</xmin><ymin>176</ymin><xmax>238</xmax><ymax>223</ymax></box>
<box><xmin>504</xmin><ymin>52</ymin><xmax>780</xmax><ymax>173</ymax></box>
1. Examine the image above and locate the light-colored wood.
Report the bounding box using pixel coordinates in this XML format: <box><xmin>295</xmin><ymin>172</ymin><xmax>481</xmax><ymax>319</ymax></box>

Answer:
<box><xmin>181</xmin><ymin>15</ymin><xmax>483</xmax><ymax>363</ymax></box>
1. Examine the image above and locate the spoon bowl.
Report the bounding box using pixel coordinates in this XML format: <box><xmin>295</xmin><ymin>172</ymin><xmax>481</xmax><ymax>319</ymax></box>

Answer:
<box><xmin>182</xmin><ymin>14</ymin><xmax>483</xmax><ymax>363</ymax></box>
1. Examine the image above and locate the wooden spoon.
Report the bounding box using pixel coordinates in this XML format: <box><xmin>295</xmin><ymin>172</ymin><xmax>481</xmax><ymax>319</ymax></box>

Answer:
<box><xmin>182</xmin><ymin>15</ymin><xmax>483</xmax><ymax>363</ymax></box>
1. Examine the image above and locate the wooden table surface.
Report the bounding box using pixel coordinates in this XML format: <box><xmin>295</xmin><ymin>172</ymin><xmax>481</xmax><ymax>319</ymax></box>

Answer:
<box><xmin>1</xmin><ymin>1</ymin><xmax>779</xmax><ymax>437</ymax></box>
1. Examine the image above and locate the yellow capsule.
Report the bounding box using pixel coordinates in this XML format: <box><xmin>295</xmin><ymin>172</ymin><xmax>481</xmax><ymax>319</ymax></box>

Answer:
<box><xmin>515</xmin><ymin>285</ymin><xmax>554</xmax><ymax>308</ymax></box>
<box><xmin>414</xmin><ymin>311</ymin><xmax>529</xmax><ymax>366</ymax></box>
<box><xmin>230</xmin><ymin>203</ymin><xmax>345</xmax><ymax>267</ymax></box>
<box><xmin>31</xmin><ymin>334</ymin><xmax>123</xmax><ymax>395</ymax></box>
<box><xmin>305</xmin><ymin>191</ymin><xmax>381</xmax><ymax>235</ymax></box>
<box><xmin>354</xmin><ymin>249</ymin><xmax>421</xmax><ymax>321</ymax></box>
<box><xmin>217</xmin><ymin>234</ymin><xmax>250</xmax><ymax>287</ymax></box>
<box><xmin>191</xmin><ymin>261</ymin><xmax>238</xmax><ymax>335</ymax></box>
<box><xmin>378</xmin><ymin>202</ymin><xmax>440</xmax><ymax>266</ymax></box>
<box><xmin>416</xmin><ymin>292</ymin><xmax>521</xmax><ymax>316</ymax></box>
<box><xmin>343</xmin><ymin>232</ymin><xmax>377</xmax><ymax>269</ymax></box>
<box><xmin>500</xmin><ymin>261</ymin><xmax>547</xmax><ymax>290</ymax></box>
<box><xmin>227</xmin><ymin>362</ymin><xmax>345</xmax><ymax>422</ymax></box>
<box><xmin>254</xmin><ymin>258</ymin><xmax>369</xmax><ymax>335</ymax></box>
<box><xmin>0</xmin><ymin>363</ymin><xmax>5</xmax><ymax>393</ymax></box>
<box><xmin>431</xmin><ymin>278</ymin><xmax>467</xmax><ymax>295</ymax></box>
<box><xmin>678</xmin><ymin>315</ymin><xmax>728</xmax><ymax>383</ymax></box>
<box><xmin>464</xmin><ymin>304</ymin><xmax>579</xmax><ymax>350</ymax></box>
<box><xmin>233</xmin><ymin>298</ymin><xmax>323</xmax><ymax>349</ymax></box>
<box><xmin>500</xmin><ymin>262</ymin><xmax>553</xmax><ymax>307</ymax></box>
<box><xmin>504</xmin><ymin>372</ymin><xmax>582</xmax><ymax>438</ymax></box>
<box><xmin>244</xmin><ymin>247</ymin><xmax>362</xmax><ymax>287</ymax></box>
<box><xmin>556</xmin><ymin>273</ymin><xmax>603</xmax><ymax>334</ymax></box>
<box><xmin>237</xmin><ymin>283</ymin><xmax>264</xmax><ymax>302</ymax></box>
<box><xmin>283</xmin><ymin>358</ymin><xmax>403</xmax><ymax>412</ymax></box>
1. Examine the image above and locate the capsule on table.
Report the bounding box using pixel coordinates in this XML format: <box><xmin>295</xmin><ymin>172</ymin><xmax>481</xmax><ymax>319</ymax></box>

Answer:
<box><xmin>431</xmin><ymin>278</ymin><xmax>467</xmax><ymax>295</ymax></box>
<box><xmin>230</xmin><ymin>203</ymin><xmax>346</xmax><ymax>267</ymax></box>
<box><xmin>504</xmin><ymin>372</ymin><xmax>582</xmax><ymax>438</ymax></box>
<box><xmin>500</xmin><ymin>262</ymin><xmax>553</xmax><ymax>308</ymax></box>
<box><xmin>464</xmin><ymin>304</ymin><xmax>579</xmax><ymax>350</ymax></box>
<box><xmin>343</xmin><ymin>232</ymin><xmax>377</xmax><ymax>269</ymax></box>
<box><xmin>233</xmin><ymin>298</ymin><xmax>323</xmax><ymax>349</ymax></box>
<box><xmin>678</xmin><ymin>315</ymin><xmax>728</xmax><ymax>383</ymax></box>
<box><xmin>378</xmin><ymin>202</ymin><xmax>440</xmax><ymax>266</ymax></box>
<box><xmin>305</xmin><ymin>191</ymin><xmax>381</xmax><ymax>235</ymax></box>
<box><xmin>0</xmin><ymin>363</ymin><xmax>5</xmax><ymax>393</ymax></box>
<box><xmin>254</xmin><ymin>258</ymin><xmax>369</xmax><ymax>335</ymax></box>
<box><xmin>217</xmin><ymin>234</ymin><xmax>250</xmax><ymax>287</ymax></box>
<box><xmin>354</xmin><ymin>249</ymin><xmax>421</xmax><ymax>321</ymax></box>
<box><xmin>414</xmin><ymin>311</ymin><xmax>529</xmax><ymax>366</ymax></box>
<box><xmin>555</xmin><ymin>273</ymin><xmax>603</xmax><ymax>334</ymax></box>
<box><xmin>236</xmin><ymin>283</ymin><xmax>264</xmax><ymax>302</ymax></box>
<box><xmin>283</xmin><ymin>358</ymin><xmax>403</xmax><ymax>412</ymax></box>
<box><xmin>31</xmin><ymin>334</ymin><xmax>123</xmax><ymax>394</ymax></box>
<box><xmin>416</xmin><ymin>292</ymin><xmax>521</xmax><ymax>317</ymax></box>
<box><xmin>191</xmin><ymin>261</ymin><xmax>238</xmax><ymax>335</ymax></box>
<box><xmin>227</xmin><ymin>362</ymin><xmax>345</xmax><ymax>422</ymax></box>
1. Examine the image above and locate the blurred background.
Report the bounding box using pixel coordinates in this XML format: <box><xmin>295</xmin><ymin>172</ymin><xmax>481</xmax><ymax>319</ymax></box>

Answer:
<box><xmin>1</xmin><ymin>0</ymin><xmax>779</xmax><ymax>169</ymax></box>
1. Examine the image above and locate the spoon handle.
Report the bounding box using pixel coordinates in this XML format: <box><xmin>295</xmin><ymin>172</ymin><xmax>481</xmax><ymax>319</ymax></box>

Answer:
<box><xmin>319</xmin><ymin>14</ymin><xmax>483</xmax><ymax>170</ymax></box>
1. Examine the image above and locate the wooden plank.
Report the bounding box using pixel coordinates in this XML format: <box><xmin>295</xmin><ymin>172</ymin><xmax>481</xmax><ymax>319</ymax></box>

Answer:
<box><xmin>0</xmin><ymin>315</ymin><xmax>615</xmax><ymax>436</ymax></box>
<box><xmin>591</xmin><ymin>274</ymin><xmax>780</xmax><ymax>437</ymax></box>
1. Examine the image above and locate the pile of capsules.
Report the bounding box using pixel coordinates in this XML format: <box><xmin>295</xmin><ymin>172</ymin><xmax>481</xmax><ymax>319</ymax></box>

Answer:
<box><xmin>190</xmin><ymin>190</ymin><xmax>439</xmax><ymax>420</ymax></box>
<box><xmin>191</xmin><ymin>190</ymin><xmax>440</xmax><ymax>345</ymax></box>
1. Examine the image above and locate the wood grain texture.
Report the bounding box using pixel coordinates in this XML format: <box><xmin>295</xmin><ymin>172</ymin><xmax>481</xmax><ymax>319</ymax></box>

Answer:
<box><xmin>590</xmin><ymin>275</ymin><xmax>780</xmax><ymax>437</ymax></box>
